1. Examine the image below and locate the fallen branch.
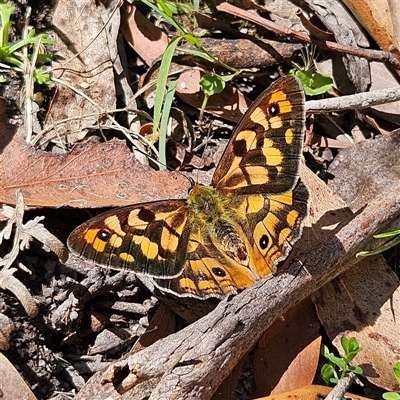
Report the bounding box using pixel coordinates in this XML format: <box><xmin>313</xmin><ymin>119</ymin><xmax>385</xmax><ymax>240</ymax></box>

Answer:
<box><xmin>306</xmin><ymin>85</ymin><xmax>400</xmax><ymax>114</ymax></box>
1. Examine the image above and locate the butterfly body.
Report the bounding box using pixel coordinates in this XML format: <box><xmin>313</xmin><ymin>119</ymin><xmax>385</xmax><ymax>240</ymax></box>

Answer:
<box><xmin>68</xmin><ymin>76</ymin><xmax>310</xmax><ymax>299</ymax></box>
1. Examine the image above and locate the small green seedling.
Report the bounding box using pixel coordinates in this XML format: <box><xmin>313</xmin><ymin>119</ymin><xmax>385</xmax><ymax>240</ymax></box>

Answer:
<box><xmin>320</xmin><ymin>336</ymin><xmax>363</xmax><ymax>385</ymax></box>
<box><xmin>383</xmin><ymin>362</ymin><xmax>400</xmax><ymax>399</ymax></box>
<box><xmin>357</xmin><ymin>228</ymin><xmax>400</xmax><ymax>258</ymax></box>
<box><xmin>290</xmin><ymin>44</ymin><xmax>332</xmax><ymax>96</ymax></box>
<box><xmin>198</xmin><ymin>71</ymin><xmax>240</xmax><ymax>121</ymax></box>
<box><xmin>290</xmin><ymin>69</ymin><xmax>333</xmax><ymax>96</ymax></box>
<box><xmin>0</xmin><ymin>1</ymin><xmax>53</xmax><ymax>84</ymax></box>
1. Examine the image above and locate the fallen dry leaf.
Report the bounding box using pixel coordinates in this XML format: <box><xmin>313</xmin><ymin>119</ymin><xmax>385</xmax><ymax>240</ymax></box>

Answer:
<box><xmin>313</xmin><ymin>255</ymin><xmax>400</xmax><ymax>391</ymax></box>
<box><xmin>368</xmin><ymin>62</ymin><xmax>400</xmax><ymax>126</ymax></box>
<box><xmin>253</xmin><ymin>298</ymin><xmax>321</xmax><ymax>396</ymax></box>
<box><xmin>254</xmin><ymin>384</ymin><xmax>372</xmax><ymax>400</ymax></box>
<box><xmin>342</xmin><ymin>0</ymin><xmax>398</xmax><ymax>52</ymax></box>
<box><xmin>328</xmin><ymin>130</ymin><xmax>400</xmax><ymax>211</ymax></box>
<box><xmin>120</xmin><ymin>2</ymin><xmax>168</xmax><ymax>67</ymax></box>
<box><xmin>0</xmin><ymin>352</ymin><xmax>37</xmax><ymax>400</ymax></box>
<box><xmin>0</xmin><ymin>313</ymin><xmax>15</xmax><ymax>350</ymax></box>
<box><xmin>40</xmin><ymin>0</ymin><xmax>117</xmax><ymax>145</ymax></box>
<box><xmin>301</xmin><ymin>164</ymin><xmax>400</xmax><ymax>391</ymax></box>
<box><xmin>0</xmin><ymin>130</ymin><xmax>190</xmax><ymax>208</ymax></box>
<box><xmin>132</xmin><ymin>303</ymin><xmax>176</xmax><ymax>352</ymax></box>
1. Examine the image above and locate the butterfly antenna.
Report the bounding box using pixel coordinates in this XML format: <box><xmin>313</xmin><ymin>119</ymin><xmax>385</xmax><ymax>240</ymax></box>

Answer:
<box><xmin>191</xmin><ymin>119</ymin><xmax>215</xmax><ymax>184</ymax></box>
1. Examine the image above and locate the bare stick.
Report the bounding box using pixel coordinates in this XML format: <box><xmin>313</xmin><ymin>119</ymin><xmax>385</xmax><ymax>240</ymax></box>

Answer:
<box><xmin>306</xmin><ymin>85</ymin><xmax>400</xmax><ymax>114</ymax></box>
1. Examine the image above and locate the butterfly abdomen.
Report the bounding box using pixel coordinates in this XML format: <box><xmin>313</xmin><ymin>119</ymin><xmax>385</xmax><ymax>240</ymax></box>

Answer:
<box><xmin>186</xmin><ymin>183</ymin><xmax>250</xmax><ymax>267</ymax></box>
<box><xmin>214</xmin><ymin>221</ymin><xmax>249</xmax><ymax>265</ymax></box>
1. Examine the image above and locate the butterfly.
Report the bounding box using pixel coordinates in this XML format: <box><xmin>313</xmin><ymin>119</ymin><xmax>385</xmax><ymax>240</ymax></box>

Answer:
<box><xmin>67</xmin><ymin>75</ymin><xmax>309</xmax><ymax>299</ymax></box>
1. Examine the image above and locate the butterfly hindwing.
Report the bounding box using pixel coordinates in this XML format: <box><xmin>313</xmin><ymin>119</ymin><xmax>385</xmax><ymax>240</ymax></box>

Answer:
<box><xmin>235</xmin><ymin>180</ymin><xmax>309</xmax><ymax>277</ymax></box>
<box><xmin>154</xmin><ymin>227</ymin><xmax>258</xmax><ymax>299</ymax></box>
<box><xmin>212</xmin><ymin>76</ymin><xmax>305</xmax><ymax>196</ymax></box>
<box><xmin>67</xmin><ymin>200</ymin><xmax>191</xmax><ymax>278</ymax></box>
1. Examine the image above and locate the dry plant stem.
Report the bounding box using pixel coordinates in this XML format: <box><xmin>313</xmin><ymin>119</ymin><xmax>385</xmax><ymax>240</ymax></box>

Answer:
<box><xmin>22</xmin><ymin>6</ymin><xmax>34</xmax><ymax>143</ymax></box>
<box><xmin>216</xmin><ymin>3</ymin><xmax>400</xmax><ymax>69</ymax></box>
<box><xmin>0</xmin><ymin>190</ymin><xmax>25</xmax><ymax>269</ymax></box>
<box><xmin>32</xmin><ymin>66</ymin><xmax>194</xmax><ymax>147</ymax></box>
<box><xmin>325</xmin><ymin>374</ymin><xmax>354</xmax><ymax>400</ymax></box>
<box><xmin>24</xmin><ymin>38</ymin><xmax>42</xmax><ymax>143</ymax></box>
<box><xmin>306</xmin><ymin>85</ymin><xmax>400</xmax><ymax>113</ymax></box>
<box><xmin>0</xmin><ymin>190</ymin><xmax>39</xmax><ymax>318</ymax></box>
<box><xmin>95</xmin><ymin>181</ymin><xmax>400</xmax><ymax>399</ymax></box>
<box><xmin>36</xmin><ymin>78</ymin><xmax>158</xmax><ymax>156</ymax></box>
<box><xmin>32</xmin><ymin>78</ymin><xmax>160</xmax><ymax>160</ymax></box>
<box><xmin>0</xmin><ymin>268</ymin><xmax>38</xmax><ymax>318</ymax></box>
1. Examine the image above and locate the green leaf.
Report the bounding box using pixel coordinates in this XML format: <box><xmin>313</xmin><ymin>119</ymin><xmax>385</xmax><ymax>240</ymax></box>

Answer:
<box><xmin>383</xmin><ymin>392</ymin><xmax>400</xmax><ymax>400</ymax></box>
<box><xmin>323</xmin><ymin>350</ymin><xmax>347</xmax><ymax>370</ymax></box>
<box><xmin>199</xmin><ymin>74</ymin><xmax>225</xmax><ymax>97</ymax></box>
<box><xmin>177</xmin><ymin>46</ymin><xmax>216</xmax><ymax>63</ymax></box>
<box><xmin>290</xmin><ymin>69</ymin><xmax>333</xmax><ymax>96</ymax></box>
<box><xmin>0</xmin><ymin>1</ymin><xmax>14</xmax><ymax>26</ymax></box>
<box><xmin>139</xmin><ymin>0</ymin><xmax>186</xmax><ymax>34</ymax></box>
<box><xmin>348</xmin><ymin>365</ymin><xmax>363</xmax><ymax>375</ymax></box>
<box><xmin>158</xmin><ymin>79</ymin><xmax>177</xmax><ymax>169</ymax></box>
<box><xmin>8</xmin><ymin>34</ymin><xmax>53</xmax><ymax>54</ymax></box>
<box><xmin>154</xmin><ymin>0</ymin><xmax>173</xmax><ymax>17</ymax></box>
<box><xmin>320</xmin><ymin>364</ymin><xmax>336</xmax><ymax>384</ymax></box>
<box><xmin>309</xmin><ymin>73</ymin><xmax>333</xmax><ymax>94</ymax></box>
<box><xmin>4</xmin><ymin>54</ymin><xmax>23</xmax><ymax>68</ymax></box>
<box><xmin>33</xmin><ymin>68</ymin><xmax>52</xmax><ymax>85</ymax></box>
<box><xmin>374</xmin><ymin>229</ymin><xmax>400</xmax><ymax>239</ymax></box>
<box><xmin>152</xmin><ymin>35</ymin><xmax>182</xmax><ymax>168</ymax></box>
<box><xmin>0</xmin><ymin>1</ymin><xmax>14</xmax><ymax>47</ymax></box>
<box><xmin>163</xmin><ymin>0</ymin><xmax>178</xmax><ymax>14</ymax></box>
<box><xmin>164</xmin><ymin>0</ymin><xmax>193</xmax><ymax>15</ymax></box>
<box><xmin>341</xmin><ymin>336</ymin><xmax>350</xmax><ymax>353</ymax></box>
<box><xmin>219</xmin><ymin>72</ymin><xmax>239</xmax><ymax>83</ymax></box>
<box><xmin>393</xmin><ymin>362</ymin><xmax>400</xmax><ymax>385</ymax></box>
<box><xmin>357</xmin><ymin>233</ymin><xmax>400</xmax><ymax>257</ymax></box>
<box><xmin>291</xmin><ymin>69</ymin><xmax>313</xmax><ymax>87</ymax></box>
<box><xmin>341</xmin><ymin>336</ymin><xmax>362</xmax><ymax>362</ymax></box>
<box><xmin>183</xmin><ymin>33</ymin><xmax>202</xmax><ymax>48</ymax></box>
<box><xmin>0</xmin><ymin>45</ymin><xmax>9</xmax><ymax>58</ymax></box>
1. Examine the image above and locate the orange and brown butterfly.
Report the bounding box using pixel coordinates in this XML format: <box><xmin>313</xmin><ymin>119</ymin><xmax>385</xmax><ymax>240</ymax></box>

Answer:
<box><xmin>67</xmin><ymin>75</ymin><xmax>309</xmax><ymax>299</ymax></box>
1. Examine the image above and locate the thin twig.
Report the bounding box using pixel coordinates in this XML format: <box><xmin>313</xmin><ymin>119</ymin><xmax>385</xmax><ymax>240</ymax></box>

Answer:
<box><xmin>325</xmin><ymin>373</ymin><xmax>354</xmax><ymax>400</ymax></box>
<box><xmin>306</xmin><ymin>85</ymin><xmax>400</xmax><ymax>114</ymax></box>
<box><xmin>216</xmin><ymin>3</ymin><xmax>400</xmax><ymax>69</ymax></box>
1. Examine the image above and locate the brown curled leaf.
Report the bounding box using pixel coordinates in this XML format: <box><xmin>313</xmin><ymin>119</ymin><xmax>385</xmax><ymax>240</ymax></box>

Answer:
<box><xmin>0</xmin><ymin>131</ymin><xmax>190</xmax><ymax>209</ymax></box>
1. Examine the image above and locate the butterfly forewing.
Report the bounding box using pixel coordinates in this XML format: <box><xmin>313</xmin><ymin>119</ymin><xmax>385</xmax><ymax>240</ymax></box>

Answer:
<box><xmin>212</xmin><ymin>76</ymin><xmax>305</xmax><ymax>195</ymax></box>
<box><xmin>67</xmin><ymin>200</ymin><xmax>191</xmax><ymax>278</ymax></box>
